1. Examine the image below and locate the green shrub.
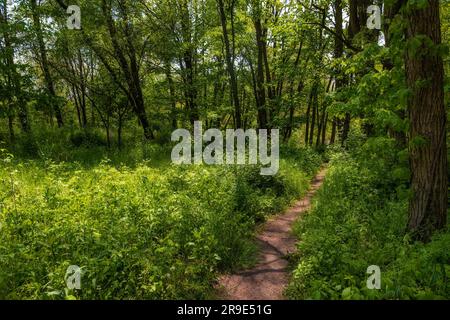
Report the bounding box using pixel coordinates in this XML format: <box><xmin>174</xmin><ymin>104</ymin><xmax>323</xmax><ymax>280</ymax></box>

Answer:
<box><xmin>69</xmin><ymin>130</ymin><xmax>108</xmax><ymax>148</ymax></box>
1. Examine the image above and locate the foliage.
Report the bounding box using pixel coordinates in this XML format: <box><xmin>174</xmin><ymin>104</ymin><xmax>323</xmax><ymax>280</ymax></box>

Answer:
<box><xmin>0</xmin><ymin>145</ymin><xmax>320</xmax><ymax>299</ymax></box>
<box><xmin>287</xmin><ymin>139</ymin><xmax>449</xmax><ymax>300</ymax></box>
<box><xmin>0</xmin><ymin>0</ymin><xmax>448</xmax><ymax>302</ymax></box>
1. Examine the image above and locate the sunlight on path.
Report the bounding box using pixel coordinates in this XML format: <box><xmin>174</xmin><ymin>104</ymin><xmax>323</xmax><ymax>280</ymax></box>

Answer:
<box><xmin>217</xmin><ymin>168</ymin><xmax>327</xmax><ymax>300</ymax></box>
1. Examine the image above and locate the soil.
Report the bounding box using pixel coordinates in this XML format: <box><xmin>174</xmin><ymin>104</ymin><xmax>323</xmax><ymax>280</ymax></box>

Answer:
<box><xmin>217</xmin><ymin>168</ymin><xmax>327</xmax><ymax>300</ymax></box>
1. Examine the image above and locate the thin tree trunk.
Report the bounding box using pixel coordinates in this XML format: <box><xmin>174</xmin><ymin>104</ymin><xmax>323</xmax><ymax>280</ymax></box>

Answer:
<box><xmin>217</xmin><ymin>0</ymin><xmax>241</xmax><ymax>128</ymax></box>
<box><xmin>30</xmin><ymin>0</ymin><xmax>64</xmax><ymax>128</ymax></box>
<box><xmin>165</xmin><ymin>63</ymin><xmax>177</xmax><ymax>129</ymax></box>
<box><xmin>8</xmin><ymin>113</ymin><xmax>15</xmax><ymax>142</ymax></box>
<box><xmin>72</xmin><ymin>85</ymin><xmax>83</xmax><ymax>128</ymax></box>
<box><xmin>102</xmin><ymin>0</ymin><xmax>153</xmax><ymax>139</ymax></box>
<box><xmin>341</xmin><ymin>113</ymin><xmax>351</xmax><ymax>146</ymax></box>
<box><xmin>321</xmin><ymin>112</ymin><xmax>328</xmax><ymax>145</ymax></box>
<box><xmin>309</xmin><ymin>92</ymin><xmax>317</xmax><ymax>146</ymax></box>
<box><xmin>304</xmin><ymin>84</ymin><xmax>317</xmax><ymax>145</ymax></box>
<box><xmin>1</xmin><ymin>0</ymin><xmax>31</xmax><ymax>134</ymax></box>
<box><xmin>330</xmin><ymin>0</ymin><xmax>344</xmax><ymax>145</ymax></box>
<box><xmin>78</xmin><ymin>49</ymin><xmax>88</xmax><ymax>128</ymax></box>
<box><xmin>330</xmin><ymin>119</ymin><xmax>337</xmax><ymax>144</ymax></box>
<box><xmin>118</xmin><ymin>116</ymin><xmax>123</xmax><ymax>150</ymax></box>
<box><xmin>316</xmin><ymin>106</ymin><xmax>323</xmax><ymax>148</ymax></box>
<box><xmin>254</xmin><ymin>18</ymin><xmax>268</xmax><ymax>129</ymax></box>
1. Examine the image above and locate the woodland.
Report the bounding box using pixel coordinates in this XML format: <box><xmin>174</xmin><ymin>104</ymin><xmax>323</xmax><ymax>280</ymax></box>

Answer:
<box><xmin>0</xmin><ymin>0</ymin><xmax>448</xmax><ymax>300</ymax></box>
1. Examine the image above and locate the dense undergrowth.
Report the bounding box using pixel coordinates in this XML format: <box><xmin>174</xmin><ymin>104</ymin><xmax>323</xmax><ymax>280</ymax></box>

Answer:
<box><xmin>287</xmin><ymin>134</ymin><xmax>450</xmax><ymax>300</ymax></box>
<box><xmin>0</xmin><ymin>131</ymin><xmax>322</xmax><ymax>300</ymax></box>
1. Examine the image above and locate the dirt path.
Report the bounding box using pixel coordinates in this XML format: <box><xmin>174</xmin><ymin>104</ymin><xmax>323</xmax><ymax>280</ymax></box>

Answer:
<box><xmin>217</xmin><ymin>168</ymin><xmax>327</xmax><ymax>300</ymax></box>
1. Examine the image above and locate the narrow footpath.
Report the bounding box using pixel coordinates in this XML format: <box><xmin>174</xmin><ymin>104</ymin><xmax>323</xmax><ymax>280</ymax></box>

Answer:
<box><xmin>218</xmin><ymin>168</ymin><xmax>327</xmax><ymax>300</ymax></box>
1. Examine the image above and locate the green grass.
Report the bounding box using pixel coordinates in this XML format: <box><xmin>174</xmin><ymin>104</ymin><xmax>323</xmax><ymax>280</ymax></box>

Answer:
<box><xmin>0</xmin><ymin>137</ymin><xmax>322</xmax><ymax>300</ymax></box>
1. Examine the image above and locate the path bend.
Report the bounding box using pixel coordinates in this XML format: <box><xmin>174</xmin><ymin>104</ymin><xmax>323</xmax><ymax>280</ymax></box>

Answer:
<box><xmin>217</xmin><ymin>168</ymin><xmax>327</xmax><ymax>300</ymax></box>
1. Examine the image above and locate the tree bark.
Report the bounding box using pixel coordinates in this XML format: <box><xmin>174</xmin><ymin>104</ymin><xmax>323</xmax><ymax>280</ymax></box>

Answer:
<box><xmin>405</xmin><ymin>0</ymin><xmax>447</xmax><ymax>241</ymax></box>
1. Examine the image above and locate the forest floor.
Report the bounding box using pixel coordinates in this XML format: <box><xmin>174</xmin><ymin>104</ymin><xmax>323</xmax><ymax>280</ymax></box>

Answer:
<box><xmin>217</xmin><ymin>168</ymin><xmax>327</xmax><ymax>300</ymax></box>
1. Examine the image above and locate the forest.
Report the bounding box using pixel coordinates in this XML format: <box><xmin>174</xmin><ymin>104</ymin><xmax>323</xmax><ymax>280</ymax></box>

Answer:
<box><xmin>0</xmin><ymin>0</ymin><xmax>448</xmax><ymax>300</ymax></box>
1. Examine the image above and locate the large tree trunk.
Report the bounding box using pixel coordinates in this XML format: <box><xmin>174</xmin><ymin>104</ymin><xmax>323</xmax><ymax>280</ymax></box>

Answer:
<box><xmin>405</xmin><ymin>0</ymin><xmax>447</xmax><ymax>242</ymax></box>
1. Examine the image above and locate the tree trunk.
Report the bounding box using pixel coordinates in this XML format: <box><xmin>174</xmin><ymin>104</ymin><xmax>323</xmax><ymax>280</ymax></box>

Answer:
<box><xmin>101</xmin><ymin>0</ymin><xmax>153</xmax><ymax>140</ymax></box>
<box><xmin>305</xmin><ymin>83</ymin><xmax>318</xmax><ymax>146</ymax></box>
<box><xmin>77</xmin><ymin>49</ymin><xmax>88</xmax><ymax>128</ymax></box>
<box><xmin>217</xmin><ymin>0</ymin><xmax>241</xmax><ymax>128</ymax></box>
<box><xmin>405</xmin><ymin>0</ymin><xmax>447</xmax><ymax>242</ymax></box>
<box><xmin>316</xmin><ymin>106</ymin><xmax>323</xmax><ymax>147</ymax></box>
<box><xmin>341</xmin><ymin>113</ymin><xmax>351</xmax><ymax>146</ymax></box>
<box><xmin>309</xmin><ymin>92</ymin><xmax>318</xmax><ymax>146</ymax></box>
<box><xmin>331</xmin><ymin>0</ymin><xmax>344</xmax><ymax>145</ymax></box>
<box><xmin>8</xmin><ymin>113</ymin><xmax>15</xmax><ymax>142</ymax></box>
<box><xmin>72</xmin><ymin>85</ymin><xmax>83</xmax><ymax>128</ymax></box>
<box><xmin>254</xmin><ymin>18</ymin><xmax>268</xmax><ymax>129</ymax></box>
<box><xmin>165</xmin><ymin>63</ymin><xmax>177</xmax><ymax>129</ymax></box>
<box><xmin>330</xmin><ymin>119</ymin><xmax>337</xmax><ymax>144</ymax></box>
<box><xmin>30</xmin><ymin>0</ymin><xmax>64</xmax><ymax>128</ymax></box>
<box><xmin>0</xmin><ymin>0</ymin><xmax>31</xmax><ymax>134</ymax></box>
<box><xmin>321</xmin><ymin>112</ymin><xmax>328</xmax><ymax>145</ymax></box>
<box><xmin>118</xmin><ymin>116</ymin><xmax>123</xmax><ymax>150</ymax></box>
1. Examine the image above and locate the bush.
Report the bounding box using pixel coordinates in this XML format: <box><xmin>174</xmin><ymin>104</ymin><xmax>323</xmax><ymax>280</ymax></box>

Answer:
<box><xmin>69</xmin><ymin>130</ymin><xmax>108</xmax><ymax>148</ymax></box>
